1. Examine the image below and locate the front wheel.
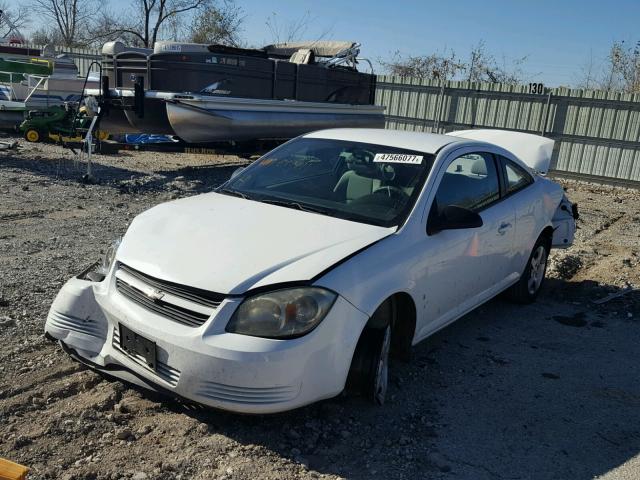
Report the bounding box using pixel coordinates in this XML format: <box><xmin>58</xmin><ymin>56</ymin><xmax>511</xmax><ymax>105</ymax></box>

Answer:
<box><xmin>507</xmin><ymin>236</ymin><xmax>550</xmax><ymax>304</ymax></box>
<box><xmin>347</xmin><ymin>301</ymin><xmax>393</xmax><ymax>405</ymax></box>
<box><xmin>24</xmin><ymin>128</ymin><xmax>45</xmax><ymax>143</ymax></box>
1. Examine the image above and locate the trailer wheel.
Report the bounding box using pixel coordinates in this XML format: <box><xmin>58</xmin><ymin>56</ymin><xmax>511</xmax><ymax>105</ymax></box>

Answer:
<box><xmin>24</xmin><ymin>128</ymin><xmax>45</xmax><ymax>143</ymax></box>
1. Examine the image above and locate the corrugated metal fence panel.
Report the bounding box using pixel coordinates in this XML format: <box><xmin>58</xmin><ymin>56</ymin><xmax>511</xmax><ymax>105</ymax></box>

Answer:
<box><xmin>376</xmin><ymin>75</ymin><xmax>640</xmax><ymax>183</ymax></box>
<box><xmin>25</xmin><ymin>44</ymin><xmax>101</xmax><ymax>77</ymax></box>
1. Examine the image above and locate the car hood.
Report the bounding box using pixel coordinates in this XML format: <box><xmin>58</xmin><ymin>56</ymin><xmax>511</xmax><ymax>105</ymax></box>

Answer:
<box><xmin>116</xmin><ymin>193</ymin><xmax>395</xmax><ymax>294</ymax></box>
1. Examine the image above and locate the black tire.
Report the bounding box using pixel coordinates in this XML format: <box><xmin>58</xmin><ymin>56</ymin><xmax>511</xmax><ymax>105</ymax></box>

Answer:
<box><xmin>24</xmin><ymin>128</ymin><xmax>45</xmax><ymax>143</ymax></box>
<box><xmin>507</xmin><ymin>235</ymin><xmax>550</xmax><ymax>304</ymax></box>
<box><xmin>346</xmin><ymin>301</ymin><xmax>393</xmax><ymax>405</ymax></box>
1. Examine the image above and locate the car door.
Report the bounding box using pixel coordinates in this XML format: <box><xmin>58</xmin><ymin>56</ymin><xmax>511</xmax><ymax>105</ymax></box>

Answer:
<box><xmin>496</xmin><ymin>154</ymin><xmax>539</xmax><ymax>278</ymax></box>
<box><xmin>414</xmin><ymin>150</ymin><xmax>516</xmax><ymax>339</ymax></box>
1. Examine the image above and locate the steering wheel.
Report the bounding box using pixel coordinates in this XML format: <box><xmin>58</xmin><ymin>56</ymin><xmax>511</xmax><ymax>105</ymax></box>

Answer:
<box><xmin>373</xmin><ymin>186</ymin><xmax>408</xmax><ymax>201</ymax></box>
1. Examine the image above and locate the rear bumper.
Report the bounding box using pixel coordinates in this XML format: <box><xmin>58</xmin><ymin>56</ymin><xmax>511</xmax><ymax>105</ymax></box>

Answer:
<box><xmin>45</xmin><ymin>275</ymin><xmax>367</xmax><ymax>414</ymax></box>
<box><xmin>552</xmin><ymin>194</ymin><xmax>577</xmax><ymax>249</ymax></box>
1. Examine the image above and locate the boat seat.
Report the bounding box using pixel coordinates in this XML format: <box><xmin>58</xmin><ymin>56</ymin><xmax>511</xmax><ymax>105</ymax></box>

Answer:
<box><xmin>289</xmin><ymin>48</ymin><xmax>315</xmax><ymax>65</ymax></box>
<box><xmin>334</xmin><ymin>169</ymin><xmax>381</xmax><ymax>203</ymax></box>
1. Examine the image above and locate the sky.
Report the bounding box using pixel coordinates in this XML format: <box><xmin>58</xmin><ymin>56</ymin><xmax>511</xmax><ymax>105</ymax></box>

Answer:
<box><xmin>42</xmin><ymin>0</ymin><xmax>640</xmax><ymax>87</ymax></box>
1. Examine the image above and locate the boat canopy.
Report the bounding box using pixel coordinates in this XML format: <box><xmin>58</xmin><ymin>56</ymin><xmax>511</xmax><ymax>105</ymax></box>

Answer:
<box><xmin>153</xmin><ymin>41</ymin><xmax>210</xmax><ymax>54</ymax></box>
<box><xmin>262</xmin><ymin>41</ymin><xmax>357</xmax><ymax>58</ymax></box>
<box><xmin>102</xmin><ymin>41</ymin><xmax>152</xmax><ymax>56</ymax></box>
<box><xmin>104</xmin><ymin>40</ymin><xmax>359</xmax><ymax>61</ymax></box>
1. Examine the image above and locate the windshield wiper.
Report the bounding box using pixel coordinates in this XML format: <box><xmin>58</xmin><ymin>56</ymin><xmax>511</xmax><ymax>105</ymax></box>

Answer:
<box><xmin>217</xmin><ymin>187</ymin><xmax>249</xmax><ymax>199</ymax></box>
<box><xmin>258</xmin><ymin>198</ymin><xmax>329</xmax><ymax>215</ymax></box>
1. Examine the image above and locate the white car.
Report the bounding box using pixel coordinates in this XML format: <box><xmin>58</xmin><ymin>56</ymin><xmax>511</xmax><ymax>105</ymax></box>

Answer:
<box><xmin>45</xmin><ymin>128</ymin><xmax>577</xmax><ymax>414</ymax></box>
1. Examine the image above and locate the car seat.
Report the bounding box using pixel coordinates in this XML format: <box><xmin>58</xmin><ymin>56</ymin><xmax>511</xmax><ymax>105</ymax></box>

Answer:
<box><xmin>333</xmin><ymin>150</ymin><xmax>382</xmax><ymax>203</ymax></box>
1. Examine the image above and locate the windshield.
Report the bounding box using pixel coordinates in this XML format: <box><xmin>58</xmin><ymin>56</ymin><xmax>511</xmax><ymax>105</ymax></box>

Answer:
<box><xmin>221</xmin><ymin>137</ymin><xmax>435</xmax><ymax>227</ymax></box>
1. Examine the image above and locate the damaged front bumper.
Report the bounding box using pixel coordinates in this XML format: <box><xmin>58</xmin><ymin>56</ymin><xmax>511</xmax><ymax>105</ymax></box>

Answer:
<box><xmin>45</xmin><ymin>268</ymin><xmax>368</xmax><ymax>414</ymax></box>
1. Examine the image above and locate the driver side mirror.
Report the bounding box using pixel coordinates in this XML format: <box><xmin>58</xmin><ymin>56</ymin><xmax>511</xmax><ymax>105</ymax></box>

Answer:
<box><xmin>427</xmin><ymin>205</ymin><xmax>483</xmax><ymax>235</ymax></box>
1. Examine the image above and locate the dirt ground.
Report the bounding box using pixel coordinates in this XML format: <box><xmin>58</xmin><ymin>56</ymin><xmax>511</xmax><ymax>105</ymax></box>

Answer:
<box><xmin>0</xmin><ymin>136</ymin><xmax>639</xmax><ymax>480</ymax></box>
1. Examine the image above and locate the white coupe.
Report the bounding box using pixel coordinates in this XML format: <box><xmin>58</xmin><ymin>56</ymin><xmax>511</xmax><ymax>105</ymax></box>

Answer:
<box><xmin>45</xmin><ymin>128</ymin><xmax>577</xmax><ymax>413</ymax></box>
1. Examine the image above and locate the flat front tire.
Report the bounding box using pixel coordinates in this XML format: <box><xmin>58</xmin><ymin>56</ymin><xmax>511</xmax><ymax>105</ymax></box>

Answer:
<box><xmin>347</xmin><ymin>301</ymin><xmax>393</xmax><ymax>405</ymax></box>
<box><xmin>372</xmin><ymin>325</ymin><xmax>391</xmax><ymax>404</ymax></box>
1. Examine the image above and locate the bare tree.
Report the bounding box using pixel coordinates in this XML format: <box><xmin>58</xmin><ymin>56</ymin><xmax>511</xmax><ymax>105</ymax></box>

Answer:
<box><xmin>466</xmin><ymin>41</ymin><xmax>528</xmax><ymax>84</ymax></box>
<box><xmin>379</xmin><ymin>49</ymin><xmax>465</xmax><ymax>81</ymax></box>
<box><xmin>109</xmin><ymin>0</ymin><xmax>211</xmax><ymax>48</ymax></box>
<box><xmin>29</xmin><ymin>25</ymin><xmax>65</xmax><ymax>45</ymax></box>
<box><xmin>576</xmin><ymin>48</ymin><xmax>597</xmax><ymax>90</ymax></box>
<box><xmin>189</xmin><ymin>0</ymin><xmax>244</xmax><ymax>46</ymax></box>
<box><xmin>30</xmin><ymin>0</ymin><xmax>96</xmax><ymax>47</ymax></box>
<box><xmin>603</xmin><ymin>40</ymin><xmax>640</xmax><ymax>93</ymax></box>
<box><xmin>380</xmin><ymin>42</ymin><xmax>528</xmax><ymax>85</ymax></box>
<box><xmin>0</xmin><ymin>0</ymin><xmax>30</xmax><ymax>40</ymax></box>
<box><xmin>85</xmin><ymin>9</ymin><xmax>138</xmax><ymax>46</ymax></box>
<box><xmin>265</xmin><ymin>10</ymin><xmax>332</xmax><ymax>44</ymax></box>
<box><xmin>579</xmin><ymin>40</ymin><xmax>640</xmax><ymax>93</ymax></box>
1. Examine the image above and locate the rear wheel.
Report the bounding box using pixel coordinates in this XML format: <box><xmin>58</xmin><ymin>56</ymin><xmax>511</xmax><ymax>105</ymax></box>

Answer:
<box><xmin>347</xmin><ymin>300</ymin><xmax>393</xmax><ymax>405</ymax></box>
<box><xmin>24</xmin><ymin>128</ymin><xmax>44</xmax><ymax>143</ymax></box>
<box><xmin>507</xmin><ymin>236</ymin><xmax>550</xmax><ymax>303</ymax></box>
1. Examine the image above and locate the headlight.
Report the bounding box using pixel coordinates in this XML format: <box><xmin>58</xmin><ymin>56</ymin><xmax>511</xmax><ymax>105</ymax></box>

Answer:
<box><xmin>226</xmin><ymin>287</ymin><xmax>337</xmax><ymax>339</ymax></box>
<box><xmin>97</xmin><ymin>237</ymin><xmax>121</xmax><ymax>275</ymax></box>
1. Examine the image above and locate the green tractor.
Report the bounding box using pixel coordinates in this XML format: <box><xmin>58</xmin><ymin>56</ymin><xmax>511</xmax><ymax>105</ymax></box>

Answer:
<box><xmin>18</xmin><ymin>104</ymin><xmax>108</xmax><ymax>144</ymax></box>
<box><xmin>19</xmin><ymin>104</ymin><xmax>83</xmax><ymax>143</ymax></box>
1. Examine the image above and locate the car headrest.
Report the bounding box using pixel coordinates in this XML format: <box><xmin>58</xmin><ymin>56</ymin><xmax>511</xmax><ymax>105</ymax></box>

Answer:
<box><xmin>471</xmin><ymin>159</ymin><xmax>487</xmax><ymax>176</ymax></box>
<box><xmin>351</xmin><ymin>163</ymin><xmax>378</xmax><ymax>177</ymax></box>
<box><xmin>346</xmin><ymin>149</ymin><xmax>378</xmax><ymax>177</ymax></box>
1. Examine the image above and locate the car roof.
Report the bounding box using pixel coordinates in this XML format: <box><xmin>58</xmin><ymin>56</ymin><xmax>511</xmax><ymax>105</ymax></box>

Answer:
<box><xmin>303</xmin><ymin>128</ymin><xmax>467</xmax><ymax>154</ymax></box>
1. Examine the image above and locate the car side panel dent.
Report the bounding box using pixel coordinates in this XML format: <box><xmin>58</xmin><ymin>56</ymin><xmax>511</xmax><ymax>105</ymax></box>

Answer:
<box><xmin>314</xmin><ymin>234</ymin><xmax>422</xmax><ymax>333</ymax></box>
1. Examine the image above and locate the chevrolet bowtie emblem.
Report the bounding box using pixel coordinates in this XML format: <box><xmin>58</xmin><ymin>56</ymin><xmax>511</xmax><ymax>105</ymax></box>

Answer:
<box><xmin>147</xmin><ymin>289</ymin><xmax>165</xmax><ymax>301</ymax></box>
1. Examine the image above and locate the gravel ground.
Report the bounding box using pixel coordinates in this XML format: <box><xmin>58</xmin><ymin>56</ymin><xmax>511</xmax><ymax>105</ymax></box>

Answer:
<box><xmin>0</xmin><ymin>136</ymin><xmax>639</xmax><ymax>480</ymax></box>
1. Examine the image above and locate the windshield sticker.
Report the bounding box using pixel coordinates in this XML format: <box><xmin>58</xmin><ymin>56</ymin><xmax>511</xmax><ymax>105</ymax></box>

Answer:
<box><xmin>373</xmin><ymin>153</ymin><xmax>423</xmax><ymax>164</ymax></box>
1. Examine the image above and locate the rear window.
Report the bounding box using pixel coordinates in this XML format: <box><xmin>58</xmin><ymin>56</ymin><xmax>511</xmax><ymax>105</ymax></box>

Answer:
<box><xmin>500</xmin><ymin>156</ymin><xmax>534</xmax><ymax>194</ymax></box>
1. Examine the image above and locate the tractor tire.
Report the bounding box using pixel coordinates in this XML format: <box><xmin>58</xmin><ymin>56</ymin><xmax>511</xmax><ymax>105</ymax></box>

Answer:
<box><xmin>24</xmin><ymin>129</ymin><xmax>45</xmax><ymax>143</ymax></box>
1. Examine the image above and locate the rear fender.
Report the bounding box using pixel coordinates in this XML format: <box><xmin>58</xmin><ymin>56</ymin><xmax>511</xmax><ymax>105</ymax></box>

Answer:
<box><xmin>551</xmin><ymin>194</ymin><xmax>577</xmax><ymax>248</ymax></box>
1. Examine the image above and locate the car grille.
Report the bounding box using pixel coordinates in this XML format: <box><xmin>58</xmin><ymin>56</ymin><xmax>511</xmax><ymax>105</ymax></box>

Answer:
<box><xmin>115</xmin><ymin>263</ymin><xmax>225</xmax><ymax>327</ymax></box>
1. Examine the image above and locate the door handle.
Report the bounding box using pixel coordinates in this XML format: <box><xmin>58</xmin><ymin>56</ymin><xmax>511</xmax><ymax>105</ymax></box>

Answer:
<box><xmin>498</xmin><ymin>222</ymin><xmax>512</xmax><ymax>235</ymax></box>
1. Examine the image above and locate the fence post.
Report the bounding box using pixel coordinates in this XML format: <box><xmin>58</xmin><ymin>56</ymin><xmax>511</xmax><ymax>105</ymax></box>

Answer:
<box><xmin>540</xmin><ymin>90</ymin><xmax>552</xmax><ymax>136</ymax></box>
<box><xmin>433</xmin><ymin>81</ymin><xmax>446</xmax><ymax>133</ymax></box>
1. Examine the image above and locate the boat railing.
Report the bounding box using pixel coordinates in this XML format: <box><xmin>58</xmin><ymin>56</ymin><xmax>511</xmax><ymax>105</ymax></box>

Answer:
<box><xmin>0</xmin><ymin>70</ymin><xmax>48</xmax><ymax>102</ymax></box>
<box><xmin>322</xmin><ymin>43</ymin><xmax>361</xmax><ymax>69</ymax></box>
<box><xmin>319</xmin><ymin>44</ymin><xmax>375</xmax><ymax>74</ymax></box>
<box><xmin>356</xmin><ymin>58</ymin><xmax>374</xmax><ymax>74</ymax></box>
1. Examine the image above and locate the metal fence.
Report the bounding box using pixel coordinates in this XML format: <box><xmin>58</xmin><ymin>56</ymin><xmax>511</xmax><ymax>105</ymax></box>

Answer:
<box><xmin>375</xmin><ymin>76</ymin><xmax>640</xmax><ymax>185</ymax></box>
<box><xmin>25</xmin><ymin>44</ymin><xmax>101</xmax><ymax>78</ymax></box>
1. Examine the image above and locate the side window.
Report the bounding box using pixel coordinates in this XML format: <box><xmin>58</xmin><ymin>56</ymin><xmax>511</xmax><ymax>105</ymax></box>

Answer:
<box><xmin>501</xmin><ymin>156</ymin><xmax>534</xmax><ymax>194</ymax></box>
<box><xmin>435</xmin><ymin>152</ymin><xmax>500</xmax><ymax>212</ymax></box>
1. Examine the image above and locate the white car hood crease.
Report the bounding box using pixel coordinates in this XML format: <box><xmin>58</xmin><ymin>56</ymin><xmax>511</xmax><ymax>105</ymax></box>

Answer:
<box><xmin>116</xmin><ymin>193</ymin><xmax>395</xmax><ymax>294</ymax></box>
